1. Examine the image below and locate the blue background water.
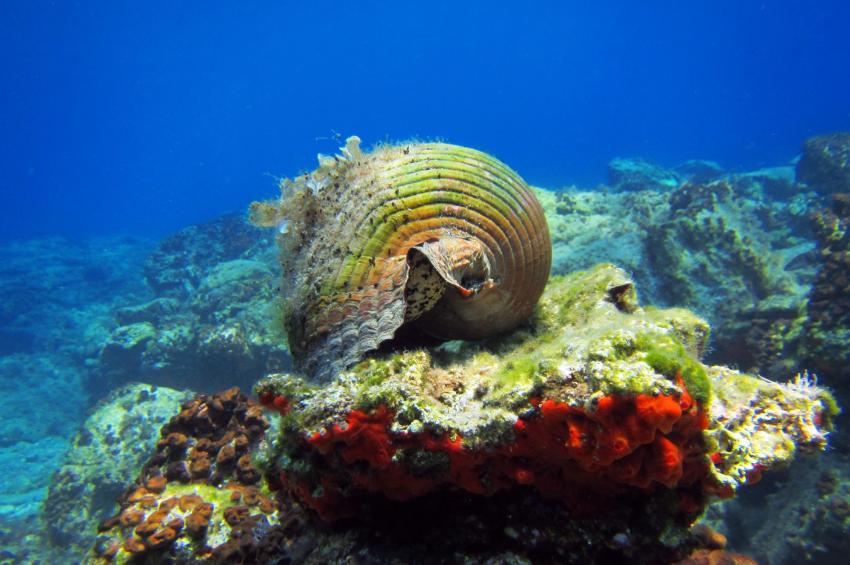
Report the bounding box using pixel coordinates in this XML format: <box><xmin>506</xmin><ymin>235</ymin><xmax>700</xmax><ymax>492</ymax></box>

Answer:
<box><xmin>2</xmin><ymin>0</ymin><xmax>849</xmax><ymax>241</ymax></box>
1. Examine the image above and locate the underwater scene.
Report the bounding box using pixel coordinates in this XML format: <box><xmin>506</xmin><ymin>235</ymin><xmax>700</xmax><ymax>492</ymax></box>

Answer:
<box><xmin>2</xmin><ymin>2</ymin><xmax>850</xmax><ymax>564</ymax></box>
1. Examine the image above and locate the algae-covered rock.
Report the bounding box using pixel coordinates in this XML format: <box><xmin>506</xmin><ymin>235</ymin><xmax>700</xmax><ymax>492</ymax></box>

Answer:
<box><xmin>540</xmin><ymin>174</ymin><xmax>819</xmax><ymax>380</ymax></box>
<box><xmin>42</xmin><ymin>383</ymin><xmax>191</xmax><ymax>561</ymax></box>
<box><xmin>803</xmin><ymin>192</ymin><xmax>850</xmax><ymax>379</ymax></box>
<box><xmin>96</xmin><ymin>215</ymin><xmax>291</xmax><ymax>392</ymax></box>
<box><xmin>85</xmin><ymin>266</ymin><xmax>836</xmax><ymax>564</ymax></box>
<box><xmin>797</xmin><ymin>132</ymin><xmax>850</xmax><ymax>195</ymax></box>
<box><xmin>608</xmin><ymin>157</ymin><xmax>682</xmax><ymax>192</ymax></box>
<box><xmin>251</xmin><ymin>265</ymin><xmax>834</xmax><ymax>561</ymax></box>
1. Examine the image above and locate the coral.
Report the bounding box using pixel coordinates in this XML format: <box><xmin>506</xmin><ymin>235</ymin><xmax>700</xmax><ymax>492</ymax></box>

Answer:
<box><xmin>796</xmin><ymin>132</ymin><xmax>850</xmax><ymax>195</ymax></box>
<box><xmin>89</xmin><ymin>387</ymin><xmax>276</xmax><ymax>563</ymax></box>
<box><xmin>254</xmin><ymin>264</ymin><xmax>834</xmax><ymax>559</ymax></box>
<box><xmin>250</xmin><ymin>137</ymin><xmax>551</xmax><ymax>382</ymax></box>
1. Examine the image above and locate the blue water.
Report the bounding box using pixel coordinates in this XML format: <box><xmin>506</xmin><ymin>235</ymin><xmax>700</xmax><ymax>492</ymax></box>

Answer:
<box><xmin>2</xmin><ymin>1</ymin><xmax>849</xmax><ymax>242</ymax></box>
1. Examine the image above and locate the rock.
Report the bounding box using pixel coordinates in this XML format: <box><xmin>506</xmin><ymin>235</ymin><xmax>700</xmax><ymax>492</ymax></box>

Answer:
<box><xmin>797</xmin><ymin>132</ymin><xmax>850</xmax><ymax>194</ymax></box>
<box><xmin>115</xmin><ymin>297</ymin><xmax>180</xmax><ymax>325</ymax></box>
<box><xmin>539</xmin><ymin>175</ymin><xmax>818</xmax><ymax>380</ymax></box>
<box><xmin>675</xmin><ymin>160</ymin><xmax>725</xmax><ymax>184</ymax></box>
<box><xmin>0</xmin><ymin>353</ymin><xmax>88</xmax><ymax>537</ymax></box>
<box><xmin>736</xmin><ymin>166</ymin><xmax>796</xmax><ymax>199</ymax></box>
<box><xmin>643</xmin><ymin>178</ymin><xmax>814</xmax><ymax>375</ymax></box>
<box><xmin>249</xmin><ymin>265</ymin><xmax>833</xmax><ymax>562</ymax></box>
<box><xmin>97</xmin><ymin>216</ymin><xmax>291</xmax><ymax>392</ymax></box>
<box><xmin>42</xmin><ymin>383</ymin><xmax>191</xmax><ymax>562</ymax></box>
<box><xmin>143</xmin><ymin>213</ymin><xmax>272</xmax><ymax>299</ymax></box>
<box><xmin>708</xmin><ymin>452</ymin><xmax>850</xmax><ymax>565</ymax></box>
<box><xmin>608</xmin><ymin>157</ymin><xmax>681</xmax><ymax>192</ymax></box>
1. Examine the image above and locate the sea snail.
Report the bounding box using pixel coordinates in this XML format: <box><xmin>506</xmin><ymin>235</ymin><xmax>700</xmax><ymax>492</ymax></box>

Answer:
<box><xmin>251</xmin><ymin>136</ymin><xmax>551</xmax><ymax>382</ymax></box>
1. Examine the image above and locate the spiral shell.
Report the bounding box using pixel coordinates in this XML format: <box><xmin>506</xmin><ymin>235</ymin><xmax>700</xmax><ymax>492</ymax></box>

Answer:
<box><xmin>251</xmin><ymin>137</ymin><xmax>551</xmax><ymax>382</ymax></box>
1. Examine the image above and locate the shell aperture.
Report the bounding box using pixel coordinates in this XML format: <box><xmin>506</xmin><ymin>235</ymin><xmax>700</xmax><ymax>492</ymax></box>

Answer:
<box><xmin>251</xmin><ymin>137</ymin><xmax>551</xmax><ymax>382</ymax></box>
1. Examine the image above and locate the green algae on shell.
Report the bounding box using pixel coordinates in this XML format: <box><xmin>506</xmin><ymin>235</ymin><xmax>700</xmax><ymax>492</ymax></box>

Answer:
<box><xmin>251</xmin><ymin>137</ymin><xmax>552</xmax><ymax>382</ymax></box>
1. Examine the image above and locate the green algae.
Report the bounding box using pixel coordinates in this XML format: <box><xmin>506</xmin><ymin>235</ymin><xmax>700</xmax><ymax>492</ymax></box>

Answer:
<box><xmin>637</xmin><ymin>333</ymin><xmax>711</xmax><ymax>406</ymax></box>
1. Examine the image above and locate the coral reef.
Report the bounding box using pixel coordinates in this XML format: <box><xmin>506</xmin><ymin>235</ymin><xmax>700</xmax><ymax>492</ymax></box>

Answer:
<box><xmin>252</xmin><ymin>265</ymin><xmax>833</xmax><ymax>561</ymax></box>
<box><xmin>796</xmin><ymin>132</ymin><xmax>850</xmax><ymax>195</ymax></box>
<box><xmin>90</xmin><ymin>387</ymin><xmax>275</xmax><ymax>563</ymax></box>
<box><xmin>97</xmin><ymin>214</ymin><xmax>291</xmax><ymax>392</ymax></box>
<box><xmin>251</xmin><ymin>137</ymin><xmax>551</xmax><ymax>382</ymax></box>
<box><xmin>41</xmin><ymin>383</ymin><xmax>191</xmax><ymax>562</ymax></box>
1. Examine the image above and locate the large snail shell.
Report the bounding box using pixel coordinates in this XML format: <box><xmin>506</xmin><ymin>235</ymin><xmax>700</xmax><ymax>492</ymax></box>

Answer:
<box><xmin>251</xmin><ymin>137</ymin><xmax>551</xmax><ymax>382</ymax></box>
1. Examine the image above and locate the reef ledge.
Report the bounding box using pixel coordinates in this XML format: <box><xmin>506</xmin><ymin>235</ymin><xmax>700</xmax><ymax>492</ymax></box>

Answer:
<box><xmin>90</xmin><ymin>264</ymin><xmax>836</xmax><ymax>564</ymax></box>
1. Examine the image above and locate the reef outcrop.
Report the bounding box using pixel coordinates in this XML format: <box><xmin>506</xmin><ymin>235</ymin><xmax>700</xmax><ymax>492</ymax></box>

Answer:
<box><xmin>543</xmin><ymin>168</ymin><xmax>818</xmax><ymax>380</ymax></box>
<box><xmin>803</xmin><ymin>192</ymin><xmax>850</xmax><ymax>382</ymax></box>
<box><xmin>86</xmin><ymin>265</ymin><xmax>836</xmax><ymax>564</ymax></box>
<box><xmin>247</xmin><ymin>265</ymin><xmax>833</xmax><ymax>563</ymax></box>
<box><xmin>97</xmin><ymin>214</ymin><xmax>290</xmax><ymax>392</ymax></box>
<box><xmin>797</xmin><ymin>132</ymin><xmax>850</xmax><ymax>195</ymax></box>
<box><xmin>608</xmin><ymin>157</ymin><xmax>682</xmax><ymax>192</ymax></box>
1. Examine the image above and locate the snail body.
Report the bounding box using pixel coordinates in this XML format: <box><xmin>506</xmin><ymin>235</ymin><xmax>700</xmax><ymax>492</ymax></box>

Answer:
<box><xmin>251</xmin><ymin>137</ymin><xmax>551</xmax><ymax>382</ymax></box>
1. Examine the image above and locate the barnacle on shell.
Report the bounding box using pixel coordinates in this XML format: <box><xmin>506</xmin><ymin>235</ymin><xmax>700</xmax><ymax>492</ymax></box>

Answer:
<box><xmin>251</xmin><ymin>136</ymin><xmax>551</xmax><ymax>382</ymax></box>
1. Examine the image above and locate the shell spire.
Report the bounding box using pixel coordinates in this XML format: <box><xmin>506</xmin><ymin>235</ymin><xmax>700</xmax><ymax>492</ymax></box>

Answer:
<box><xmin>251</xmin><ymin>136</ymin><xmax>551</xmax><ymax>382</ymax></box>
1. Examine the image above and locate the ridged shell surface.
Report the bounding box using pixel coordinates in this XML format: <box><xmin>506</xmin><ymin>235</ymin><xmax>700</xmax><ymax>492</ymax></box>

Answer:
<box><xmin>251</xmin><ymin>137</ymin><xmax>551</xmax><ymax>382</ymax></box>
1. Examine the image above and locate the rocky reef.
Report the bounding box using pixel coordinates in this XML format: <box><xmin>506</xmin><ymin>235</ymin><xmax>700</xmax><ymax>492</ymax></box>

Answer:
<box><xmin>802</xmin><ymin>192</ymin><xmax>850</xmax><ymax>386</ymax></box>
<box><xmin>97</xmin><ymin>213</ymin><xmax>291</xmax><ymax>393</ymax></box>
<box><xmin>5</xmin><ymin>133</ymin><xmax>850</xmax><ymax>564</ymax></box>
<box><xmin>545</xmin><ymin>168</ymin><xmax>816</xmax><ymax>381</ymax></box>
<box><xmin>0</xmin><ymin>235</ymin><xmax>154</xmax><ymax>562</ymax></box>
<box><xmin>608</xmin><ymin>157</ymin><xmax>682</xmax><ymax>192</ymax></box>
<box><xmin>797</xmin><ymin>132</ymin><xmax>850</xmax><ymax>195</ymax></box>
<box><xmin>89</xmin><ymin>265</ymin><xmax>835</xmax><ymax>564</ymax></box>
